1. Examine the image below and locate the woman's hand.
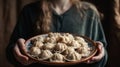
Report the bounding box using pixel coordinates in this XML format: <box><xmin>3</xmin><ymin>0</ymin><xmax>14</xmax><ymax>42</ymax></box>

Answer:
<box><xmin>13</xmin><ymin>38</ymin><xmax>35</xmax><ymax>65</ymax></box>
<box><xmin>85</xmin><ymin>41</ymin><xmax>105</xmax><ymax>64</ymax></box>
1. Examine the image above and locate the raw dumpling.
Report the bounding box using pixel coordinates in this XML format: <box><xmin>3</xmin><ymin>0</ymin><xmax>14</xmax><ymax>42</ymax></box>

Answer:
<box><xmin>67</xmin><ymin>40</ymin><xmax>81</xmax><ymax>49</ymax></box>
<box><xmin>63</xmin><ymin>33</ymin><xmax>74</xmax><ymax>41</ymax></box>
<box><xmin>48</xmin><ymin>32</ymin><xmax>60</xmax><ymax>38</ymax></box>
<box><xmin>66</xmin><ymin>52</ymin><xmax>82</xmax><ymax>61</ymax></box>
<box><xmin>45</xmin><ymin>37</ymin><xmax>56</xmax><ymax>43</ymax></box>
<box><xmin>43</xmin><ymin>43</ymin><xmax>55</xmax><ymax>50</ymax></box>
<box><xmin>58</xmin><ymin>36</ymin><xmax>71</xmax><ymax>44</ymax></box>
<box><xmin>81</xmin><ymin>42</ymin><xmax>89</xmax><ymax>48</ymax></box>
<box><xmin>62</xmin><ymin>47</ymin><xmax>75</xmax><ymax>56</ymax></box>
<box><xmin>39</xmin><ymin>50</ymin><xmax>53</xmax><ymax>60</ymax></box>
<box><xmin>34</xmin><ymin>41</ymin><xmax>43</xmax><ymax>48</ymax></box>
<box><xmin>30</xmin><ymin>47</ymin><xmax>41</xmax><ymax>57</ymax></box>
<box><xmin>76</xmin><ymin>47</ymin><xmax>90</xmax><ymax>57</ymax></box>
<box><xmin>37</xmin><ymin>36</ymin><xmax>45</xmax><ymax>42</ymax></box>
<box><xmin>31</xmin><ymin>38</ymin><xmax>44</xmax><ymax>48</ymax></box>
<box><xmin>50</xmin><ymin>53</ymin><xmax>65</xmax><ymax>62</ymax></box>
<box><xmin>31</xmin><ymin>36</ymin><xmax>45</xmax><ymax>43</ymax></box>
<box><xmin>75</xmin><ymin>36</ymin><xmax>85</xmax><ymax>42</ymax></box>
<box><xmin>54</xmin><ymin>43</ymin><xmax>68</xmax><ymax>53</ymax></box>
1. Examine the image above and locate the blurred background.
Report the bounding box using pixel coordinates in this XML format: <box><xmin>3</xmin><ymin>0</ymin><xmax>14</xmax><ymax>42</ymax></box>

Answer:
<box><xmin>0</xmin><ymin>0</ymin><xmax>120</xmax><ymax>67</ymax></box>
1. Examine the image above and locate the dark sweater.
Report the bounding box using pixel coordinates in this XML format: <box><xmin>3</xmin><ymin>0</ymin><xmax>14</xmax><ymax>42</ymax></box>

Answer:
<box><xmin>6</xmin><ymin>1</ymin><xmax>108</xmax><ymax>67</ymax></box>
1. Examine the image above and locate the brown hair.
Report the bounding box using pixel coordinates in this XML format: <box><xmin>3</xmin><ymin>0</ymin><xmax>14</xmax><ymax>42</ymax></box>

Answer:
<box><xmin>35</xmin><ymin>0</ymin><xmax>51</xmax><ymax>34</ymax></box>
<box><xmin>35</xmin><ymin>0</ymin><xmax>99</xmax><ymax>34</ymax></box>
<box><xmin>34</xmin><ymin>0</ymin><xmax>80</xmax><ymax>34</ymax></box>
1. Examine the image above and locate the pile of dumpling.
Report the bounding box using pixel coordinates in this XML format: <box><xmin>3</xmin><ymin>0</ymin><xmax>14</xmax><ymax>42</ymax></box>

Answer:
<box><xmin>28</xmin><ymin>33</ymin><xmax>91</xmax><ymax>62</ymax></box>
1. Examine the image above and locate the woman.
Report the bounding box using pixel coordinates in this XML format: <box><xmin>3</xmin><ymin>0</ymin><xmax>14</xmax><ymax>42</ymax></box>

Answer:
<box><xmin>6</xmin><ymin>0</ymin><xmax>108</xmax><ymax>67</ymax></box>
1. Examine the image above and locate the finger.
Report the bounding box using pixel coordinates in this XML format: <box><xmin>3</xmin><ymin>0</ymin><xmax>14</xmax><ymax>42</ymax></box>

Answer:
<box><xmin>92</xmin><ymin>44</ymin><xmax>105</xmax><ymax>61</ymax></box>
<box><xmin>84</xmin><ymin>59</ymin><xmax>95</xmax><ymax>64</ymax></box>
<box><xmin>84</xmin><ymin>42</ymin><xmax>105</xmax><ymax>64</ymax></box>
<box><xmin>97</xmin><ymin>42</ymin><xmax>102</xmax><ymax>52</ymax></box>
<box><xmin>96</xmin><ymin>41</ymin><xmax>103</xmax><ymax>48</ymax></box>
<box><xmin>17</xmin><ymin>38</ymin><xmax>27</xmax><ymax>54</ymax></box>
<box><xmin>87</xmin><ymin>60</ymin><xmax>95</xmax><ymax>64</ymax></box>
<box><xmin>14</xmin><ymin>44</ymin><xmax>29</xmax><ymax>62</ymax></box>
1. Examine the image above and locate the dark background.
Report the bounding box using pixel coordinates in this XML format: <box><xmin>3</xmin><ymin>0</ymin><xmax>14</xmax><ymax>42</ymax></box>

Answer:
<box><xmin>0</xmin><ymin>0</ymin><xmax>120</xmax><ymax>67</ymax></box>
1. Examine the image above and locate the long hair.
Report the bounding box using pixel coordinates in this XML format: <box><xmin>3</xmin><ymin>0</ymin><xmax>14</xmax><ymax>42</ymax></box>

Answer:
<box><xmin>34</xmin><ymin>0</ymin><xmax>80</xmax><ymax>34</ymax></box>
<box><xmin>35</xmin><ymin>0</ymin><xmax>51</xmax><ymax>34</ymax></box>
<box><xmin>35</xmin><ymin>0</ymin><xmax>99</xmax><ymax>34</ymax></box>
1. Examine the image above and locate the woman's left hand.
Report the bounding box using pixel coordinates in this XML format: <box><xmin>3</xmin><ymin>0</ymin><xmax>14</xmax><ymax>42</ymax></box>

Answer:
<box><xmin>85</xmin><ymin>41</ymin><xmax>105</xmax><ymax>64</ymax></box>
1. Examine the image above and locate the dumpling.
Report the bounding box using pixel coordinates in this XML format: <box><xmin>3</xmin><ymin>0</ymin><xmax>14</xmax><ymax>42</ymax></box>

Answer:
<box><xmin>67</xmin><ymin>40</ymin><xmax>81</xmax><ymax>49</ymax></box>
<box><xmin>65</xmin><ymin>52</ymin><xmax>82</xmax><ymax>61</ymax></box>
<box><xmin>37</xmin><ymin>36</ymin><xmax>45</xmax><ymax>42</ymax></box>
<box><xmin>45</xmin><ymin>37</ymin><xmax>56</xmax><ymax>43</ymax></box>
<box><xmin>29</xmin><ymin>47</ymin><xmax>41</xmax><ymax>57</ymax></box>
<box><xmin>48</xmin><ymin>32</ymin><xmax>60</xmax><ymax>38</ymax></box>
<box><xmin>34</xmin><ymin>41</ymin><xmax>44</xmax><ymax>48</ymax></box>
<box><xmin>48</xmin><ymin>32</ymin><xmax>55</xmax><ymax>37</ymax></box>
<box><xmin>81</xmin><ymin>42</ymin><xmax>89</xmax><ymax>48</ymax></box>
<box><xmin>43</xmin><ymin>43</ymin><xmax>55</xmax><ymax>50</ymax></box>
<box><xmin>54</xmin><ymin>43</ymin><xmax>68</xmax><ymax>53</ymax></box>
<box><xmin>75</xmin><ymin>37</ymin><xmax>89</xmax><ymax>48</ymax></box>
<box><xmin>31</xmin><ymin>36</ymin><xmax>45</xmax><ymax>43</ymax></box>
<box><xmin>50</xmin><ymin>53</ymin><xmax>65</xmax><ymax>62</ymax></box>
<box><xmin>63</xmin><ymin>33</ymin><xmax>74</xmax><ymax>41</ymax></box>
<box><xmin>31</xmin><ymin>37</ymin><xmax>44</xmax><ymax>48</ymax></box>
<box><xmin>75</xmin><ymin>36</ymin><xmax>85</xmax><ymax>42</ymax></box>
<box><xmin>58</xmin><ymin>36</ymin><xmax>71</xmax><ymax>44</ymax></box>
<box><xmin>76</xmin><ymin>47</ymin><xmax>90</xmax><ymax>57</ymax></box>
<box><xmin>62</xmin><ymin>47</ymin><xmax>75</xmax><ymax>56</ymax></box>
<box><xmin>39</xmin><ymin>50</ymin><xmax>53</xmax><ymax>60</ymax></box>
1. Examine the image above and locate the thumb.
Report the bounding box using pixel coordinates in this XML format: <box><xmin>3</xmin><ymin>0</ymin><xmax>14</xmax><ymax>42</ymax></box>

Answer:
<box><xmin>17</xmin><ymin>38</ymin><xmax>27</xmax><ymax>55</ymax></box>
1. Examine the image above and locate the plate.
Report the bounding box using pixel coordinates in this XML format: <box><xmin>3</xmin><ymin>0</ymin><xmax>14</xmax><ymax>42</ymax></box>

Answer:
<box><xmin>25</xmin><ymin>33</ymin><xmax>98</xmax><ymax>66</ymax></box>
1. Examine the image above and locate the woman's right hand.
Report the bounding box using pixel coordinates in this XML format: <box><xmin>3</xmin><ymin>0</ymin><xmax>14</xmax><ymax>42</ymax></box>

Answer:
<box><xmin>13</xmin><ymin>38</ymin><xmax>34</xmax><ymax>65</ymax></box>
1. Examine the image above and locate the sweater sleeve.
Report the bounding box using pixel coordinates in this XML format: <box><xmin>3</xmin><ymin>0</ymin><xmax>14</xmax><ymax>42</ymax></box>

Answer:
<box><xmin>80</xmin><ymin>2</ymin><xmax>107</xmax><ymax>48</ymax></box>
<box><xmin>90</xmin><ymin>11</ymin><xmax>108</xmax><ymax>67</ymax></box>
<box><xmin>91</xmin><ymin>12</ymin><xmax>107</xmax><ymax>48</ymax></box>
